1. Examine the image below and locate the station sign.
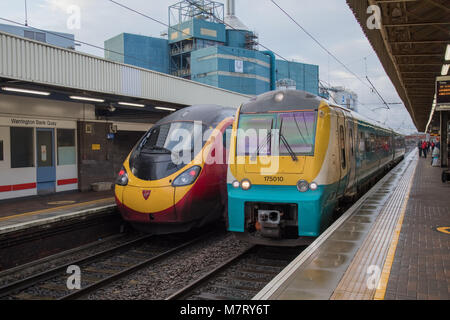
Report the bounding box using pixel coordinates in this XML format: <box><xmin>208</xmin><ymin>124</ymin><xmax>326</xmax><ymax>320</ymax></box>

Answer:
<box><xmin>0</xmin><ymin>116</ymin><xmax>76</xmax><ymax>129</ymax></box>
<box><xmin>436</xmin><ymin>76</ymin><xmax>450</xmax><ymax>105</ymax></box>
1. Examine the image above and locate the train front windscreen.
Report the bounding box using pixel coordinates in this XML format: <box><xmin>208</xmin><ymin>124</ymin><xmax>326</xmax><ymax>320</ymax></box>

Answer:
<box><xmin>236</xmin><ymin>111</ymin><xmax>317</xmax><ymax>159</ymax></box>
<box><xmin>129</xmin><ymin>121</ymin><xmax>208</xmax><ymax>181</ymax></box>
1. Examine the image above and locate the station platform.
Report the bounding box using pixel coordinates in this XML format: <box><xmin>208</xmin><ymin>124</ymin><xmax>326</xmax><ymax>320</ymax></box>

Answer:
<box><xmin>255</xmin><ymin>151</ymin><xmax>450</xmax><ymax>300</ymax></box>
<box><xmin>0</xmin><ymin>190</ymin><xmax>116</xmax><ymax>236</ymax></box>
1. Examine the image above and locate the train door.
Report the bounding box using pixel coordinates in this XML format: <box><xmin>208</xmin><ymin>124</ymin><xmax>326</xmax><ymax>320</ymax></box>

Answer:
<box><xmin>345</xmin><ymin>115</ymin><xmax>357</xmax><ymax>195</ymax></box>
<box><xmin>36</xmin><ymin>128</ymin><xmax>56</xmax><ymax>195</ymax></box>
<box><xmin>335</xmin><ymin>109</ymin><xmax>348</xmax><ymax>197</ymax></box>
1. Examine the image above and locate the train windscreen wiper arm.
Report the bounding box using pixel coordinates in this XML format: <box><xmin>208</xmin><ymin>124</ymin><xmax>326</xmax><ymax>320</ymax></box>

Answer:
<box><xmin>251</xmin><ymin>131</ymin><xmax>272</xmax><ymax>161</ymax></box>
<box><xmin>280</xmin><ymin>133</ymin><xmax>298</xmax><ymax>162</ymax></box>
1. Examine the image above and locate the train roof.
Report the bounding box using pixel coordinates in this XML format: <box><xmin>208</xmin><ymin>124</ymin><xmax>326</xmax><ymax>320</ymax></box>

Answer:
<box><xmin>241</xmin><ymin>90</ymin><xmax>322</xmax><ymax>113</ymax></box>
<box><xmin>154</xmin><ymin>104</ymin><xmax>236</xmax><ymax>127</ymax></box>
<box><xmin>241</xmin><ymin>89</ymin><xmax>402</xmax><ymax>135</ymax></box>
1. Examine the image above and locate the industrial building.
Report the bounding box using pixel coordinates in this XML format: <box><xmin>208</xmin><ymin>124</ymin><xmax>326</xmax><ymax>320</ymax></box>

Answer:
<box><xmin>0</xmin><ymin>23</ymin><xmax>76</xmax><ymax>50</ymax></box>
<box><xmin>104</xmin><ymin>0</ymin><xmax>319</xmax><ymax>96</ymax></box>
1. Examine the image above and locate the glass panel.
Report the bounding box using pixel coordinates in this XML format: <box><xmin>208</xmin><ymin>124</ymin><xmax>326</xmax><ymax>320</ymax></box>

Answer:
<box><xmin>35</xmin><ymin>32</ymin><xmax>46</xmax><ymax>42</ymax></box>
<box><xmin>23</xmin><ymin>30</ymin><xmax>34</xmax><ymax>40</ymax></box>
<box><xmin>11</xmin><ymin>127</ymin><xmax>34</xmax><ymax>168</ymax></box>
<box><xmin>37</xmin><ymin>131</ymin><xmax>53</xmax><ymax>167</ymax></box>
<box><xmin>279</xmin><ymin>112</ymin><xmax>317</xmax><ymax>155</ymax></box>
<box><xmin>237</xmin><ymin>115</ymin><xmax>274</xmax><ymax>156</ymax></box>
<box><xmin>139</xmin><ymin>122</ymin><xmax>205</xmax><ymax>154</ymax></box>
<box><xmin>57</xmin><ymin>129</ymin><xmax>76</xmax><ymax>165</ymax></box>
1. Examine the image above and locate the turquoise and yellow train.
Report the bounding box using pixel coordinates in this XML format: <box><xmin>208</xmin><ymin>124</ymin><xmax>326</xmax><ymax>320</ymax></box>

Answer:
<box><xmin>227</xmin><ymin>90</ymin><xmax>405</xmax><ymax>246</ymax></box>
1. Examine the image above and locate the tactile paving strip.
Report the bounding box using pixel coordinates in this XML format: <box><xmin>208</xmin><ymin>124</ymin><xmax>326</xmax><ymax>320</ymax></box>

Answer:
<box><xmin>254</xmin><ymin>153</ymin><xmax>417</xmax><ymax>300</ymax></box>
<box><xmin>331</xmin><ymin>154</ymin><xmax>417</xmax><ymax>299</ymax></box>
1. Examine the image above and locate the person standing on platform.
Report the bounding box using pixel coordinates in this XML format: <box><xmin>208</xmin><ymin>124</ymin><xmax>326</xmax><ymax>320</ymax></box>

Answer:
<box><xmin>418</xmin><ymin>140</ymin><xmax>423</xmax><ymax>157</ymax></box>
<box><xmin>422</xmin><ymin>140</ymin><xmax>428</xmax><ymax>158</ymax></box>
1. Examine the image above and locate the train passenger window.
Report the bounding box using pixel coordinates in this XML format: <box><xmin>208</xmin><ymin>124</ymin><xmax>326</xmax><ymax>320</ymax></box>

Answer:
<box><xmin>340</xmin><ymin>126</ymin><xmax>346</xmax><ymax>169</ymax></box>
<box><xmin>0</xmin><ymin>140</ymin><xmax>3</xmax><ymax>161</ymax></box>
<box><xmin>10</xmin><ymin>127</ymin><xmax>34</xmax><ymax>168</ymax></box>
<box><xmin>57</xmin><ymin>129</ymin><xmax>76</xmax><ymax>165</ymax></box>
<box><xmin>359</xmin><ymin>132</ymin><xmax>365</xmax><ymax>152</ymax></box>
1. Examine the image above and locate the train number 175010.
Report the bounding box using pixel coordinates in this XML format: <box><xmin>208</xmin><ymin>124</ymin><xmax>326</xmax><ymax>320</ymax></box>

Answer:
<box><xmin>264</xmin><ymin>176</ymin><xmax>284</xmax><ymax>182</ymax></box>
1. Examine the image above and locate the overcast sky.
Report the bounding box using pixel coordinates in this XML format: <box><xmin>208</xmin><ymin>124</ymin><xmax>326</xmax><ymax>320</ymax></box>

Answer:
<box><xmin>0</xmin><ymin>0</ymin><xmax>419</xmax><ymax>133</ymax></box>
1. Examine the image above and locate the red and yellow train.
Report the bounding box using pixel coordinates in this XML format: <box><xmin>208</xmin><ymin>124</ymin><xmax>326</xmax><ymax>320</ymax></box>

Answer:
<box><xmin>115</xmin><ymin>105</ymin><xmax>235</xmax><ymax>234</ymax></box>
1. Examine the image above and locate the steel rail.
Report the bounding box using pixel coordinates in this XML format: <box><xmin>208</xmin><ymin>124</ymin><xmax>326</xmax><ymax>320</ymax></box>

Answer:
<box><xmin>0</xmin><ymin>234</ymin><xmax>153</xmax><ymax>298</ymax></box>
<box><xmin>59</xmin><ymin>233</ymin><xmax>214</xmax><ymax>300</ymax></box>
<box><xmin>165</xmin><ymin>245</ymin><xmax>256</xmax><ymax>300</ymax></box>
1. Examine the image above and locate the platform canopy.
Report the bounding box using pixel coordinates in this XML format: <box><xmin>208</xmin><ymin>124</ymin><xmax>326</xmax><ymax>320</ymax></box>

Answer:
<box><xmin>346</xmin><ymin>0</ymin><xmax>449</xmax><ymax>132</ymax></box>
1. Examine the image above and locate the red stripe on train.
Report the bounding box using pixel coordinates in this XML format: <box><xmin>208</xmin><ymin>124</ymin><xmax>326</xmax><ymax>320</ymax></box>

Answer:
<box><xmin>12</xmin><ymin>183</ymin><xmax>37</xmax><ymax>191</ymax></box>
<box><xmin>57</xmin><ymin>178</ymin><xmax>78</xmax><ymax>186</ymax></box>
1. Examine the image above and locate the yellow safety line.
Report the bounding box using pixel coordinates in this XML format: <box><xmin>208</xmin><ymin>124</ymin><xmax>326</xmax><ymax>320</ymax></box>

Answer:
<box><xmin>374</xmin><ymin>164</ymin><xmax>416</xmax><ymax>300</ymax></box>
<box><xmin>0</xmin><ymin>197</ymin><xmax>115</xmax><ymax>223</ymax></box>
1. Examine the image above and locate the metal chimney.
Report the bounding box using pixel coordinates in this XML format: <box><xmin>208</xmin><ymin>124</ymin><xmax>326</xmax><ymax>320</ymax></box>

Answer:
<box><xmin>226</xmin><ymin>0</ymin><xmax>235</xmax><ymax>16</ymax></box>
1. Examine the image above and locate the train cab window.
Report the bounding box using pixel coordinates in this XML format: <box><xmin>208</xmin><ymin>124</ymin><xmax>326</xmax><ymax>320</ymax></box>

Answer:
<box><xmin>223</xmin><ymin>124</ymin><xmax>233</xmax><ymax>150</ymax></box>
<box><xmin>0</xmin><ymin>140</ymin><xmax>3</xmax><ymax>161</ymax></box>
<box><xmin>10</xmin><ymin>127</ymin><xmax>34</xmax><ymax>168</ymax></box>
<box><xmin>279</xmin><ymin>112</ymin><xmax>317</xmax><ymax>156</ymax></box>
<box><xmin>237</xmin><ymin>115</ymin><xmax>274</xmax><ymax>156</ymax></box>
<box><xmin>339</xmin><ymin>125</ymin><xmax>346</xmax><ymax>169</ymax></box>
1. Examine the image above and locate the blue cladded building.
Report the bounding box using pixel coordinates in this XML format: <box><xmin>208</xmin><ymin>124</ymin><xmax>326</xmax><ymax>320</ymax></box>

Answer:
<box><xmin>104</xmin><ymin>33</ymin><xmax>169</xmax><ymax>74</ymax></box>
<box><xmin>104</xmin><ymin>0</ymin><xmax>319</xmax><ymax>96</ymax></box>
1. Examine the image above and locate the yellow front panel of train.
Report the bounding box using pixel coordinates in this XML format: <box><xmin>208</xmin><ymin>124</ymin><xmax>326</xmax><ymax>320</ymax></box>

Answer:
<box><xmin>122</xmin><ymin>185</ymin><xmax>175</xmax><ymax>213</ymax></box>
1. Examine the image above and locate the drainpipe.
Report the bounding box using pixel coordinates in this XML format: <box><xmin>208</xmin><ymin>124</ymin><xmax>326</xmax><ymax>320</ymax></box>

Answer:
<box><xmin>261</xmin><ymin>50</ymin><xmax>276</xmax><ymax>91</ymax></box>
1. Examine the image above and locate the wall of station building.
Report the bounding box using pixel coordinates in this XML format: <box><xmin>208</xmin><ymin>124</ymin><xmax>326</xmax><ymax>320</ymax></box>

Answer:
<box><xmin>0</xmin><ymin>94</ymin><xmax>150</xmax><ymax>200</ymax></box>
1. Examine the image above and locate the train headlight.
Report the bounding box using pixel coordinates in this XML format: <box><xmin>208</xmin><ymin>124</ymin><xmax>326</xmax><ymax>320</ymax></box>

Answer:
<box><xmin>172</xmin><ymin>166</ymin><xmax>201</xmax><ymax>187</ymax></box>
<box><xmin>296</xmin><ymin>180</ymin><xmax>309</xmax><ymax>192</ymax></box>
<box><xmin>241</xmin><ymin>179</ymin><xmax>252</xmax><ymax>190</ymax></box>
<box><xmin>232</xmin><ymin>180</ymin><xmax>240</xmax><ymax>188</ymax></box>
<box><xmin>309</xmin><ymin>182</ymin><xmax>318</xmax><ymax>191</ymax></box>
<box><xmin>116</xmin><ymin>167</ymin><xmax>129</xmax><ymax>186</ymax></box>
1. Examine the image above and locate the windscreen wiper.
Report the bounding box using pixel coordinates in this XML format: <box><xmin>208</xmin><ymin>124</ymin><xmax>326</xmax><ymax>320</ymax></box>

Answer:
<box><xmin>150</xmin><ymin>146</ymin><xmax>173</xmax><ymax>153</ymax></box>
<box><xmin>251</xmin><ymin>131</ymin><xmax>272</xmax><ymax>161</ymax></box>
<box><xmin>280</xmin><ymin>133</ymin><xmax>298</xmax><ymax>162</ymax></box>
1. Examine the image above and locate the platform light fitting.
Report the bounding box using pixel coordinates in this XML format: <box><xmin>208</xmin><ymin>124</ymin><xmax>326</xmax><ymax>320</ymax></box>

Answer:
<box><xmin>155</xmin><ymin>106</ymin><xmax>177</xmax><ymax>111</ymax></box>
<box><xmin>445</xmin><ymin>44</ymin><xmax>450</xmax><ymax>61</ymax></box>
<box><xmin>441</xmin><ymin>64</ymin><xmax>449</xmax><ymax>76</ymax></box>
<box><xmin>1</xmin><ymin>87</ymin><xmax>50</xmax><ymax>96</ymax></box>
<box><xmin>118</xmin><ymin>102</ymin><xmax>145</xmax><ymax>108</ymax></box>
<box><xmin>69</xmin><ymin>96</ymin><xmax>105</xmax><ymax>103</ymax></box>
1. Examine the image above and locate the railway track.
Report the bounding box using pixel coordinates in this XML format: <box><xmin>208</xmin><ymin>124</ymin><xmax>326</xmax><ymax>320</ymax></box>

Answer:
<box><xmin>166</xmin><ymin>245</ymin><xmax>304</xmax><ymax>300</ymax></box>
<box><xmin>0</xmin><ymin>230</ymin><xmax>217</xmax><ymax>300</ymax></box>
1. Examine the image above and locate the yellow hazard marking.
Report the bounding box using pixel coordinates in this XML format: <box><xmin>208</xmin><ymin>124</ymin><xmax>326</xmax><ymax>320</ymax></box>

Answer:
<box><xmin>47</xmin><ymin>200</ymin><xmax>76</xmax><ymax>205</ymax></box>
<box><xmin>374</xmin><ymin>163</ymin><xmax>417</xmax><ymax>300</ymax></box>
<box><xmin>0</xmin><ymin>197</ymin><xmax>115</xmax><ymax>223</ymax></box>
<box><xmin>436</xmin><ymin>227</ymin><xmax>450</xmax><ymax>234</ymax></box>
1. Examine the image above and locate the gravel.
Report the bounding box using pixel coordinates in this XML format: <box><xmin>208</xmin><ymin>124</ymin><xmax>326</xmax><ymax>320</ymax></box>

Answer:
<box><xmin>87</xmin><ymin>232</ymin><xmax>252</xmax><ymax>300</ymax></box>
